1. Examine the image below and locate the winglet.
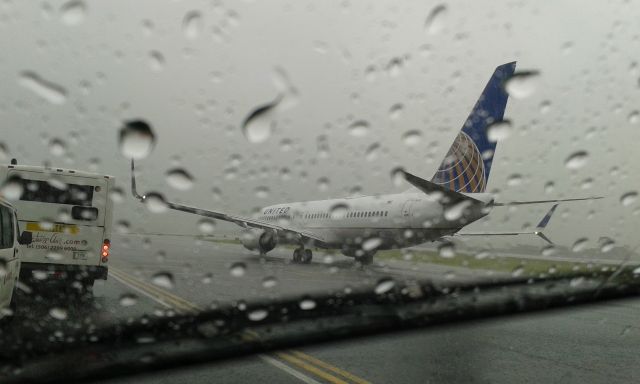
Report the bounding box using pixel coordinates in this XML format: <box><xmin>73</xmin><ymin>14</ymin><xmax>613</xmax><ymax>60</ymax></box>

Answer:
<box><xmin>130</xmin><ymin>159</ymin><xmax>145</xmax><ymax>202</ymax></box>
<box><xmin>533</xmin><ymin>204</ymin><xmax>558</xmax><ymax>244</ymax></box>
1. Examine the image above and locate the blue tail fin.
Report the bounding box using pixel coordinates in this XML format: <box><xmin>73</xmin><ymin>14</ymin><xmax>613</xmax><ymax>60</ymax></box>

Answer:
<box><xmin>431</xmin><ymin>62</ymin><xmax>516</xmax><ymax>193</ymax></box>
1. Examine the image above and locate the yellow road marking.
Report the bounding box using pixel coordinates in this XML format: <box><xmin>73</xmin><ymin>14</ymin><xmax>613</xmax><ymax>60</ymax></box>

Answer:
<box><xmin>110</xmin><ymin>266</ymin><xmax>371</xmax><ymax>384</ymax></box>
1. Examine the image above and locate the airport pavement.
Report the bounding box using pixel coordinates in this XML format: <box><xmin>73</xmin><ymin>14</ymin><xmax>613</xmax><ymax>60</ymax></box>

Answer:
<box><xmin>5</xmin><ymin>234</ymin><xmax>640</xmax><ymax>383</ymax></box>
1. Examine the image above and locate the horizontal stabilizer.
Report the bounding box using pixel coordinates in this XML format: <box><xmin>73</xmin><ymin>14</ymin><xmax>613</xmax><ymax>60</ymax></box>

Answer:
<box><xmin>493</xmin><ymin>196</ymin><xmax>603</xmax><ymax>206</ymax></box>
<box><xmin>402</xmin><ymin>170</ymin><xmax>480</xmax><ymax>205</ymax></box>
<box><xmin>456</xmin><ymin>204</ymin><xmax>558</xmax><ymax>245</ymax></box>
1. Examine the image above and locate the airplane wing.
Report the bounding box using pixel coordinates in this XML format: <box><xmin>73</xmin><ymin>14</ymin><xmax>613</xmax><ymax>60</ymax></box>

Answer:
<box><xmin>455</xmin><ymin>204</ymin><xmax>558</xmax><ymax>244</ymax></box>
<box><xmin>492</xmin><ymin>197</ymin><xmax>603</xmax><ymax>206</ymax></box>
<box><xmin>130</xmin><ymin>160</ymin><xmax>327</xmax><ymax>245</ymax></box>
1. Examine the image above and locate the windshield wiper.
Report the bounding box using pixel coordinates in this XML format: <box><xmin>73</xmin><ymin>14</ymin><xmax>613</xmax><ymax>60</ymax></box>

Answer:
<box><xmin>4</xmin><ymin>269</ymin><xmax>640</xmax><ymax>384</ymax></box>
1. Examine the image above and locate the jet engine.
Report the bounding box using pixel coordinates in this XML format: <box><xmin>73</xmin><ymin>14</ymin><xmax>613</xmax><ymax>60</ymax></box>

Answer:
<box><xmin>241</xmin><ymin>229</ymin><xmax>278</xmax><ymax>254</ymax></box>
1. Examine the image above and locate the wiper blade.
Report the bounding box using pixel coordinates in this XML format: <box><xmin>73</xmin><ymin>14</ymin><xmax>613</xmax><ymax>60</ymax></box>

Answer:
<box><xmin>5</xmin><ymin>270</ymin><xmax>640</xmax><ymax>384</ymax></box>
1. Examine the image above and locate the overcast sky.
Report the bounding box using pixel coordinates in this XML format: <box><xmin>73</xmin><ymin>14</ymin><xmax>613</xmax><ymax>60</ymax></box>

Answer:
<box><xmin>2</xmin><ymin>0</ymin><xmax>639</xmax><ymax>253</ymax></box>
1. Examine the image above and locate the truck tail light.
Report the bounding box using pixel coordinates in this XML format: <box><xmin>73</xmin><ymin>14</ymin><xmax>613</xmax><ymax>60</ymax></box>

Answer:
<box><xmin>101</xmin><ymin>239</ymin><xmax>110</xmax><ymax>263</ymax></box>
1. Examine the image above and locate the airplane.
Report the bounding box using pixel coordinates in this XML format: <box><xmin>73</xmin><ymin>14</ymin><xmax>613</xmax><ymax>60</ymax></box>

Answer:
<box><xmin>130</xmin><ymin>61</ymin><xmax>601</xmax><ymax>265</ymax></box>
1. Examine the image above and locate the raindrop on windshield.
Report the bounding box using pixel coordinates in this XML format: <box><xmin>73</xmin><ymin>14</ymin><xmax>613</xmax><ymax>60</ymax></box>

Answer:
<box><xmin>198</xmin><ymin>219</ymin><xmax>216</xmax><ymax>235</ymax></box>
<box><xmin>600</xmin><ymin>238</ymin><xmax>615</xmax><ymax>253</ymax></box>
<box><xmin>564</xmin><ymin>151</ymin><xmax>589</xmax><ymax>170</ymax></box>
<box><xmin>444</xmin><ymin>200</ymin><xmax>472</xmax><ymax>221</ymax></box>
<box><xmin>182</xmin><ymin>11</ymin><xmax>202</xmax><ymax>39</ymax></box>
<box><xmin>1</xmin><ymin>177</ymin><xmax>24</xmax><ymax>201</ymax></box>
<box><xmin>620</xmin><ymin>191</ymin><xmax>637</xmax><ymax>206</ymax></box>
<box><xmin>255</xmin><ymin>186</ymin><xmax>270</xmax><ymax>198</ymax></box>
<box><xmin>571</xmin><ymin>238</ymin><xmax>588</xmax><ymax>252</ymax></box>
<box><xmin>389</xmin><ymin>104</ymin><xmax>404</xmax><ymax>120</ymax></box>
<box><xmin>143</xmin><ymin>192</ymin><xmax>168</xmax><ymax>213</ymax></box>
<box><xmin>386</xmin><ymin>58</ymin><xmax>403</xmax><ymax>77</ymax></box>
<box><xmin>262</xmin><ymin>276</ymin><xmax>278</xmax><ymax>288</ymax></box>
<box><xmin>165</xmin><ymin>168</ymin><xmax>194</xmax><ymax>190</ymax></box>
<box><xmin>507</xmin><ymin>174</ymin><xmax>523</xmax><ymax>186</ymax></box>
<box><xmin>19</xmin><ymin>72</ymin><xmax>67</xmax><ymax>105</ymax></box>
<box><xmin>329</xmin><ymin>203</ymin><xmax>349</xmax><ymax>219</ymax></box>
<box><xmin>348</xmin><ymin>120</ymin><xmax>370</xmax><ymax>137</ymax></box>
<box><xmin>109</xmin><ymin>188</ymin><xmax>124</xmax><ymax>203</ymax></box>
<box><xmin>230</xmin><ymin>262</ymin><xmax>246</xmax><ymax>277</ymax></box>
<box><xmin>362</xmin><ymin>237</ymin><xmax>382</xmax><ymax>251</ymax></box>
<box><xmin>49</xmin><ymin>307</ymin><xmax>68</xmax><ymax>320</ymax></box>
<box><xmin>248</xmin><ymin>308</ymin><xmax>268</xmax><ymax>321</ymax></box>
<box><xmin>48</xmin><ymin>138</ymin><xmax>67</xmax><ymax>156</ymax></box>
<box><xmin>60</xmin><ymin>0</ymin><xmax>86</xmax><ymax>26</ymax></box>
<box><xmin>505</xmin><ymin>71</ymin><xmax>540</xmax><ymax>99</ymax></box>
<box><xmin>299</xmin><ymin>299</ymin><xmax>316</xmax><ymax>310</ymax></box>
<box><xmin>629</xmin><ymin>111</ymin><xmax>639</xmax><ymax>124</ymax></box>
<box><xmin>119</xmin><ymin>120</ymin><xmax>156</xmax><ymax>159</ymax></box>
<box><xmin>424</xmin><ymin>4</ymin><xmax>447</xmax><ymax>35</ymax></box>
<box><xmin>119</xmin><ymin>293</ymin><xmax>138</xmax><ymax>307</ymax></box>
<box><xmin>242</xmin><ymin>96</ymin><xmax>281</xmax><ymax>143</ymax></box>
<box><xmin>438</xmin><ymin>241</ymin><xmax>456</xmax><ymax>258</ymax></box>
<box><xmin>149</xmin><ymin>51</ymin><xmax>165</xmax><ymax>72</ymax></box>
<box><xmin>45</xmin><ymin>252</ymin><xmax>63</xmax><ymax>261</ymax></box>
<box><xmin>487</xmin><ymin>120</ymin><xmax>512</xmax><ymax>142</ymax></box>
<box><xmin>151</xmin><ymin>272</ymin><xmax>174</xmax><ymax>289</ymax></box>
<box><xmin>375</xmin><ymin>277</ymin><xmax>395</xmax><ymax>294</ymax></box>
<box><xmin>402</xmin><ymin>131</ymin><xmax>422</xmax><ymax>146</ymax></box>
<box><xmin>390</xmin><ymin>167</ymin><xmax>405</xmax><ymax>187</ymax></box>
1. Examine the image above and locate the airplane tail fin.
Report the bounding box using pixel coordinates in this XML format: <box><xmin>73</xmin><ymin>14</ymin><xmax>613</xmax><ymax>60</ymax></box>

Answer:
<box><xmin>431</xmin><ymin>62</ymin><xmax>516</xmax><ymax>193</ymax></box>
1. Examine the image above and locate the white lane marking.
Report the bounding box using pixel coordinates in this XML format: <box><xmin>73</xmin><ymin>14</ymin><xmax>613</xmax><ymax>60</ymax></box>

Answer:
<box><xmin>110</xmin><ymin>271</ymin><xmax>322</xmax><ymax>384</ymax></box>
<box><xmin>259</xmin><ymin>354</ymin><xmax>323</xmax><ymax>384</ymax></box>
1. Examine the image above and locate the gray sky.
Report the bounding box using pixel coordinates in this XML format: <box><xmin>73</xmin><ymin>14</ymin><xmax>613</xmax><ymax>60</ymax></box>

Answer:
<box><xmin>1</xmin><ymin>0</ymin><xmax>639</xmax><ymax>252</ymax></box>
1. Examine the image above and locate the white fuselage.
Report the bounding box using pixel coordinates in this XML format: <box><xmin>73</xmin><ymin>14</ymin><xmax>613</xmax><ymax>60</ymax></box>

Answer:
<box><xmin>257</xmin><ymin>192</ymin><xmax>493</xmax><ymax>251</ymax></box>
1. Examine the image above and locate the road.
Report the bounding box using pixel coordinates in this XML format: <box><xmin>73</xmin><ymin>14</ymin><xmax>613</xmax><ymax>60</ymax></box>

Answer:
<box><xmin>5</xmin><ymin>234</ymin><xmax>640</xmax><ymax>383</ymax></box>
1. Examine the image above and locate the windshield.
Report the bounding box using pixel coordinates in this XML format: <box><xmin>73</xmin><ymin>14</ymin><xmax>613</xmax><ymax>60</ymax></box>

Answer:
<box><xmin>1</xmin><ymin>1</ymin><xmax>639</xmax><ymax>383</ymax></box>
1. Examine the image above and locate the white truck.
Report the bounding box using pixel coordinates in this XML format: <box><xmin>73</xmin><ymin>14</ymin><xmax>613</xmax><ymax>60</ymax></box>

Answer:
<box><xmin>0</xmin><ymin>198</ymin><xmax>32</xmax><ymax>317</ymax></box>
<box><xmin>1</xmin><ymin>161</ymin><xmax>114</xmax><ymax>291</ymax></box>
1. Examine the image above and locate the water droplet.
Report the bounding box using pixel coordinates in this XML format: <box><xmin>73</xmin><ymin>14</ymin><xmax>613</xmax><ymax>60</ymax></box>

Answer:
<box><xmin>569</xmin><ymin>276</ymin><xmax>585</xmax><ymax>287</ymax></box>
<box><xmin>119</xmin><ymin>293</ymin><xmax>138</xmax><ymax>307</ymax></box>
<box><xmin>632</xmin><ymin>266</ymin><xmax>640</xmax><ymax>275</ymax></box>
<box><xmin>374</xmin><ymin>277</ymin><xmax>395</xmax><ymax>294</ymax></box>
<box><xmin>539</xmin><ymin>100</ymin><xmax>551</xmax><ymax>114</ymax></box>
<box><xmin>629</xmin><ymin>111</ymin><xmax>639</xmax><ymax>124</ymax></box>
<box><xmin>541</xmin><ymin>245</ymin><xmax>556</xmax><ymax>256</ymax></box>
<box><xmin>242</xmin><ymin>96</ymin><xmax>281</xmax><ymax>143</ymax></box>
<box><xmin>475</xmin><ymin>250</ymin><xmax>490</xmax><ymax>259</ymax></box>
<box><xmin>165</xmin><ymin>168</ymin><xmax>194</xmax><ymax>191</ymax></box>
<box><xmin>564</xmin><ymin>151</ymin><xmax>589</xmax><ymax>170</ymax></box>
<box><xmin>109</xmin><ymin>188</ymin><xmax>124</xmax><ymax>203</ymax></box>
<box><xmin>262</xmin><ymin>276</ymin><xmax>278</xmax><ymax>288</ymax></box>
<box><xmin>600</xmin><ymin>239</ymin><xmax>615</xmax><ymax>253</ymax></box>
<box><xmin>487</xmin><ymin>120</ymin><xmax>512</xmax><ymax>142</ymax></box>
<box><xmin>60</xmin><ymin>0</ymin><xmax>86</xmax><ymax>26</ymax></box>
<box><xmin>386</xmin><ymin>58</ymin><xmax>403</xmax><ymax>77</ymax></box>
<box><xmin>151</xmin><ymin>272</ymin><xmax>174</xmax><ymax>289</ymax></box>
<box><xmin>46</xmin><ymin>252</ymin><xmax>63</xmax><ymax>261</ymax></box>
<box><xmin>1</xmin><ymin>176</ymin><xmax>24</xmax><ymax>201</ymax></box>
<box><xmin>348</xmin><ymin>120</ymin><xmax>370</xmax><ymax>137</ymax></box>
<box><xmin>621</xmin><ymin>191</ymin><xmax>638</xmax><ymax>206</ymax></box>
<box><xmin>389</xmin><ymin>104</ymin><xmax>404</xmax><ymax>120</ymax></box>
<box><xmin>424</xmin><ymin>4</ymin><xmax>447</xmax><ymax>35</ymax></box>
<box><xmin>299</xmin><ymin>299</ymin><xmax>316</xmax><ymax>310</ymax></box>
<box><xmin>505</xmin><ymin>71</ymin><xmax>540</xmax><ymax>99</ymax></box>
<box><xmin>143</xmin><ymin>192</ymin><xmax>168</xmax><ymax>213</ymax></box>
<box><xmin>329</xmin><ymin>203</ymin><xmax>349</xmax><ymax>219</ymax></box>
<box><xmin>119</xmin><ymin>120</ymin><xmax>156</xmax><ymax>159</ymax></box>
<box><xmin>365</xmin><ymin>143</ymin><xmax>380</xmax><ymax>161</ymax></box>
<box><xmin>197</xmin><ymin>219</ymin><xmax>216</xmax><ymax>235</ymax></box>
<box><xmin>362</xmin><ymin>237</ymin><xmax>382</xmax><ymax>251</ymax></box>
<box><xmin>248</xmin><ymin>308</ymin><xmax>268</xmax><ymax>321</ymax></box>
<box><xmin>444</xmin><ymin>200</ymin><xmax>472</xmax><ymax>221</ymax></box>
<box><xmin>544</xmin><ymin>181</ymin><xmax>555</xmax><ymax>194</ymax></box>
<box><xmin>511</xmin><ymin>266</ymin><xmax>524</xmax><ymax>277</ymax></box>
<box><xmin>0</xmin><ymin>143</ymin><xmax>8</xmax><ymax>161</ymax></box>
<box><xmin>571</xmin><ymin>238</ymin><xmax>588</xmax><ymax>252</ymax></box>
<box><xmin>201</xmin><ymin>273</ymin><xmax>213</xmax><ymax>284</ymax></box>
<box><xmin>149</xmin><ymin>51</ymin><xmax>165</xmax><ymax>72</ymax></box>
<box><xmin>438</xmin><ymin>241</ymin><xmax>455</xmax><ymax>258</ymax></box>
<box><xmin>182</xmin><ymin>11</ymin><xmax>202</xmax><ymax>39</ymax></box>
<box><xmin>116</xmin><ymin>220</ymin><xmax>130</xmax><ymax>234</ymax></box>
<box><xmin>254</xmin><ymin>186</ymin><xmax>270</xmax><ymax>199</ymax></box>
<box><xmin>390</xmin><ymin>167</ymin><xmax>405</xmax><ymax>187</ymax></box>
<box><xmin>402</xmin><ymin>130</ymin><xmax>422</xmax><ymax>146</ymax></box>
<box><xmin>317</xmin><ymin>177</ymin><xmax>330</xmax><ymax>192</ymax></box>
<box><xmin>229</xmin><ymin>262</ymin><xmax>246</xmax><ymax>277</ymax></box>
<box><xmin>19</xmin><ymin>71</ymin><xmax>67</xmax><ymax>105</ymax></box>
<box><xmin>48</xmin><ymin>138</ymin><xmax>67</xmax><ymax>157</ymax></box>
<box><xmin>507</xmin><ymin>174</ymin><xmax>523</xmax><ymax>186</ymax></box>
<box><xmin>49</xmin><ymin>307</ymin><xmax>68</xmax><ymax>320</ymax></box>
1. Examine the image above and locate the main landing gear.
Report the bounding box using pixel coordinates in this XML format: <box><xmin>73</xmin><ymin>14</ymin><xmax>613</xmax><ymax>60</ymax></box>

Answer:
<box><xmin>292</xmin><ymin>247</ymin><xmax>312</xmax><ymax>264</ymax></box>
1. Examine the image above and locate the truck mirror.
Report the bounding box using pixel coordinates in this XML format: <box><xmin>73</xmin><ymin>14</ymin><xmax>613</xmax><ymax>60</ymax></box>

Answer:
<box><xmin>19</xmin><ymin>231</ymin><xmax>32</xmax><ymax>245</ymax></box>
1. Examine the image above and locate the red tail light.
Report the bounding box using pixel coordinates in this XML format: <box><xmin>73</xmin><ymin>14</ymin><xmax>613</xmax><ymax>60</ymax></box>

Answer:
<box><xmin>101</xmin><ymin>239</ymin><xmax>111</xmax><ymax>262</ymax></box>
